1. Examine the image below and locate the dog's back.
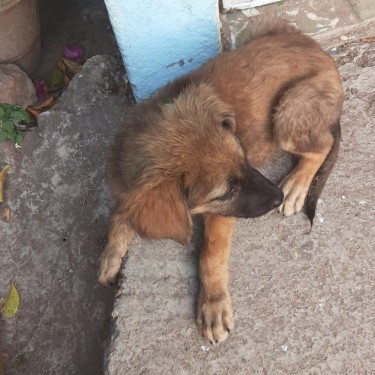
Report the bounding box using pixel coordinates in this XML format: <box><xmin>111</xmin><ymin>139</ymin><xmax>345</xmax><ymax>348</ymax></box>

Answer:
<box><xmin>189</xmin><ymin>17</ymin><xmax>343</xmax><ymax>221</ymax></box>
<box><xmin>193</xmin><ymin>19</ymin><xmax>341</xmax><ymax>164</ymax></box>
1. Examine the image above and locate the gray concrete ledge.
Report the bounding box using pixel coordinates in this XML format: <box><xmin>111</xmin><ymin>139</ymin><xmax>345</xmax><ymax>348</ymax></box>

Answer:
<box><xmin>0</xmin><ymin>55</ymin><xmax>128</xmax><ymax>374</ymax></box>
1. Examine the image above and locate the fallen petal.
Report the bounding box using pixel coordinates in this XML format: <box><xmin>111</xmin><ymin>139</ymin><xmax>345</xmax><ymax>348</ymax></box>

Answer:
<box><xmin>3</xmin><ymin>207</ymin><xmax>10</xmax><ymax>223</ymax></box>
<box><xmin>34</xmin><ymin>80</ymin><xmax>49</xmax><ymax>99</ymax></box>
<box><xmin>63</xmin><ymin>44</ymin><xmax>84</xmax><ymax>62</ymax></box>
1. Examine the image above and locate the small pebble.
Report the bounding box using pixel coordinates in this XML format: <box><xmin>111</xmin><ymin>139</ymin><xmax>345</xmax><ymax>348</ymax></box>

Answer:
<box><xmin>328</xmin><ymin>47</ymin><xmax>338</xmax><ymax>55</ymax></box>
<box><xmin>340</xmin><ymin>35</ymin><xmax>349</xmax><ymax>41</ymax></box>
<box><xmin>316</xmin><ymin>213</ymin><xmax>325</xmax><ymax>223</ymax></box>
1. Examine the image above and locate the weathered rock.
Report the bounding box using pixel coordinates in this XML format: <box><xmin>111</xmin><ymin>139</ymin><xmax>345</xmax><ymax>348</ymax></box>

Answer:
<box><xmin>0</xmin><ymin>63</ymin><xmax>37</xmax><ymax>107</ymax></box>
<box><xmin>0</xmin><ymin>55</ymin><xmax>129</xmax><ymax>374</ymax></box>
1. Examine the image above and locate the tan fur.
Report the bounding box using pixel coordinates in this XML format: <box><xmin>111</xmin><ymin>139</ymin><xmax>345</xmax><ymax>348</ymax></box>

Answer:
<box><xmin>99</xmin><ymin>17</ymin><xmax>344</xmax><ymax>344</ymax></box>
<box><xmin>197</xmin><ymin>215</ymin><xmax>235</xmax><ymax>343</ymax></box>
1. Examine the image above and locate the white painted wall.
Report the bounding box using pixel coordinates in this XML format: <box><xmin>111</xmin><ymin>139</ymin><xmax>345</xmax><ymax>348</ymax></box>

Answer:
<box><xmin>104</xmin><ymin>0</ymin><xmax>221</xmax><ymax>101</ymax></box>
<box><xmin>222</xmin><ymin>0</ymin><xmax>281</xmax><ymax>10</ymax></box>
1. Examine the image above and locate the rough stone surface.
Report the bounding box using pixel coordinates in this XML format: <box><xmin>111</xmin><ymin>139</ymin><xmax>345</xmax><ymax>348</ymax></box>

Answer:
<box><xmin>223</xmin><ymin>0</ymin><xmax>359</xmax><ymax>48</ymax></box>
<box><xmin>0</xmin><ymin>64</ymin><xmax>37</xmax><ymax>107</ymax></box>
<box><xmin>0</xmin><ymin>55</ymin><xmax>128</xmax><ymax>374</ymax></box>
<box><xmin>104</xmin><ymin>29</ymin><xmax>375</xmax><ymax>374</ymax></box>
<box><xmin>348</xmin><ymin>0</ymin><xmax>375</xmax><ymax>21</ymax></box>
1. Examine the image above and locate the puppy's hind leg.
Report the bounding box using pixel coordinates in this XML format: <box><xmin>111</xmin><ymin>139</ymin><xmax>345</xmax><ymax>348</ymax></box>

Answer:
<box><xmin>99</xmin><ymin>205</ymin><xmax>134</xmax><ymax>286</ymax></box>
<box><xmin>274</xmin><ymin>74</ymin><xmax>343</xmax><ymax>220</ymax></box>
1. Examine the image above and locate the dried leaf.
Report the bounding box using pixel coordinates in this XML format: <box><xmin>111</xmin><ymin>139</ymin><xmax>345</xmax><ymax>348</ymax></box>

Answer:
<box><xmin>64</xmin><ymin>75</ymin><xmax>71</xmax><ymax>86</ymax></box>
<box><xmin>27</xmin><ymin>96</ymin><xmax>56</xmax><ymax>119</ymax></box>
<box><xmin>2</xmin><ymin>283</ymin><xmax>19</xmax><ymax>318</ymax></box>
<box><xmin>3</xmin><ymin>207</ymin><xmax>10</xmax><ymax>222</ymax></box>
<box><xmin>33</xmin><ymin>96</ymin><xmax>55</xmax><ymax>110</ymax></box>
<box><xmin>27</xmin><ymin>108</ymin><xmax>39</xmax><ymax>119</ymax></box>
<box><xmin>57</xmin><ymin>59</ymin><xmax>67</xmax><ymax>73</ymax></box>
<box><xmin>49</xmin><ymin>68</ymin><xmax>65</xmax><ymax>90</ymax></box>
<box><xmin>61</xmin><ymin>57</ymin><xmax>82</xmax><ymax>75</ymax></box>
<box><xmin>360</xmin><ymin>37</ymin><xmax>374</xmax><ymax>43</ymax></box>
<box><xmin>0</xmin><ymin>165</ymin><xmax>10</xmax><ymax>203</ymax></box>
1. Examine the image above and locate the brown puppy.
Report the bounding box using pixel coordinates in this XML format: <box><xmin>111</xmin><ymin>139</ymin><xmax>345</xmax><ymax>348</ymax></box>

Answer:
<box><xmin>99</xmin><ymin>17</ymin><xmax>343</xmax><ymax>344</ymax></box>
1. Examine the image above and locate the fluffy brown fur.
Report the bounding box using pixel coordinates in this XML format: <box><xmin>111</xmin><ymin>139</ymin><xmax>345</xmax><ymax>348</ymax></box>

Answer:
<box><xmin>99</xmin><ymin>17</ymin><xmax>343</xmax><ymax>344</ymax></box>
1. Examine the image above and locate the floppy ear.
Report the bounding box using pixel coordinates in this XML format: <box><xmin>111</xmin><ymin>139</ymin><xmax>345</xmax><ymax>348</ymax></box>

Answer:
<box><xmin>126</xmin><ymin>179</ymin><xmax>193</xmax><ymax>244</ymax></box>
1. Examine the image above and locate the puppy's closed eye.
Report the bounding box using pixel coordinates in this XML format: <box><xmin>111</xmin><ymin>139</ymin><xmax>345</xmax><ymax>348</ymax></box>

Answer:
<box><xmin>222</xmin><ymin>119</ymin><xmax>233</xmax><ymax>130</ymax></box>
<box><xmin>213</xmin><ymin>187</ymin><xmax>237</xmax><ymax>202</ymax></box>
<box><xmin>221</xmin><ymin>113</ymin><xmax>236</xmax><ymax>132</ymax></box>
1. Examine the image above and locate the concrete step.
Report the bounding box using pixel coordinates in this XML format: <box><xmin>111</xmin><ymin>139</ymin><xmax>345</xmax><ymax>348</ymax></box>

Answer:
<box><xmin>222</xmin><ymin>0</ymin><xmax>375</xmax><ymax>48</ymax></box>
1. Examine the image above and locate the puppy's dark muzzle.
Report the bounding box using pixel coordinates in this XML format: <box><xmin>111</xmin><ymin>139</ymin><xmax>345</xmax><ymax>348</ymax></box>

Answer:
<box><xmin>233</xmin><ymin>166</ymin><xmax>284</xmax><ymax>219</ymax></box>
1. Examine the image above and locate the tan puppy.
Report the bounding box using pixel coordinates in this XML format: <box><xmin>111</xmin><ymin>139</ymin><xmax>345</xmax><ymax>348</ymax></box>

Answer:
<box><xmin>99</xmin><ymin>17</ymin><xmax>343</xmax><ymax>344</ymax></box>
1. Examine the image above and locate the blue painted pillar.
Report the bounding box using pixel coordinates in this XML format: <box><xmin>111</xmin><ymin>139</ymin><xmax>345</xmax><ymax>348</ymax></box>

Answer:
<box><xmin>104</xmin><ymin>0</ymin><xmax>221</xmax><ymax>101</ymax></box>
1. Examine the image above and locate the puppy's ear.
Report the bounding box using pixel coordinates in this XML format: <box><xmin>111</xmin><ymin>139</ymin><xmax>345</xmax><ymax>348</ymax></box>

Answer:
<box><xmin>126</xmin><ymin>179</ymin><xmax>193</xmax><ymax>244</ymax></box>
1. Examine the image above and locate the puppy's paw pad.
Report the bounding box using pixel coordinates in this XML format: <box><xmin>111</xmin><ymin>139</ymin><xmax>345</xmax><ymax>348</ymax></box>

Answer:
<box><xmin>197</xmin><ymin>292</ymin><xmax>234</xmax><ymax>344</ymax></box>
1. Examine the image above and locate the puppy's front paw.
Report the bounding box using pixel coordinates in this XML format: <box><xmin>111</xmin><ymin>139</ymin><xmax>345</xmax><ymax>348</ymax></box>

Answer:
<box><xmin>197</xmin><ymin>291</ymin><xmax>234</xmax><ymax>344</ymax></box>
<box><xmin>278</xmin><ymin>171</ymin><xmax>309</xmax><ymax>216</ymax></box>
<box><xmin>98</xmin><ymin>246</ymin><xmax>123</xmax><ymax>286</ymax></box>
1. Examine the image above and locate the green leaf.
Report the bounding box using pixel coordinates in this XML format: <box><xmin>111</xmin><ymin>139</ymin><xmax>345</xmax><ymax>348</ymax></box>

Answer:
<box><xmin>0</xmin><ymin>107</ymin><xmax>5</xmax><ymax>118</ymax></box>
<box><xmin>49</xmin><ymin>68</ymin><xmax>65</xmax><ymax>89</ymax></box>
<box><xmin>1</xmin><ymin>119</ymin><xmax>14</xmax><ymax>133</ymax></box>
<box><xmin>0</xmin><ymin>103</ymin><xmax>15</xmax><ymax>117</ymax></box>
<box><xmin>2</xmin><ymin>283</ymin><xmax>20</xmax><ymax>318</ymax></box>
<box><xmin>0</xmin><ymin>103</ymin><xmax>12</xmax><ymax>110</ymax></box>
<box><xmin>10</xmin><ymin>109</ymin><xmax>29</xmax><ymax>124</ymax></box>
<box><xmin>0</xmin><ymin>132</ymin><xmax>7</xmax><ymax>142</ymax></box>
<box><xmin>6</xmin><ymin>133</ymin><xmax>16</xmax><ymax>142</ymax></box>
<box><xmin>15</xmin><ymin>133</ymin><xmax>23</xmax><ymax>145</ymax></box>
<box><xmin>12</xmin><ymin>353</ymin><xmax>27</xmax><ymax>367</ymax></box>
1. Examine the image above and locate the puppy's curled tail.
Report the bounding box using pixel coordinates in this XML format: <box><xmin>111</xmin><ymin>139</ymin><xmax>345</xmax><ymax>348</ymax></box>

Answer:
<box><xmin>237</xmin><ymin>16</ymin><xmax>299</xmax><ymax>46</ymax></box>
<box><xmin>305</xmin><ymin>122</ymin><xmax>341</xmax><ymax>226</ymax></box>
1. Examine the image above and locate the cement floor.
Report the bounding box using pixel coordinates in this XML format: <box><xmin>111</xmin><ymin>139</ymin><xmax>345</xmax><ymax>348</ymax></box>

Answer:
<box><xmin>223</xmin><ymin>0</ymin><xmax>375</xmax><ymax>48</ymax></box>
